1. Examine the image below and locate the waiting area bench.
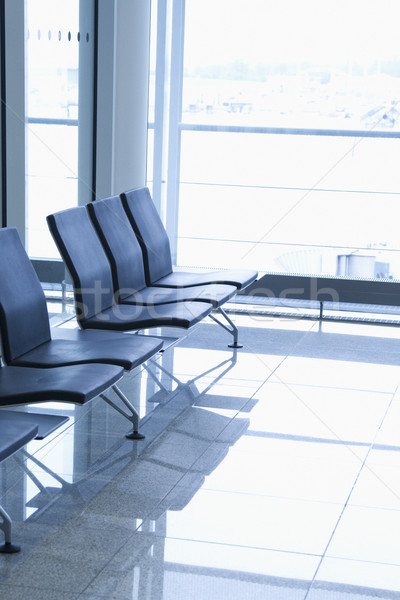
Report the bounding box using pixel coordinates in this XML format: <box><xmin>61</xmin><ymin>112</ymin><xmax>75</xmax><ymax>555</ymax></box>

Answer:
<box><xmin>46</xmin><ymin>189</ymin><xmax>258</xmax><ymax>347</ymax></box>
<box><xmin>0</xmin><ymin>224</ymin><xmax>177</xmax><ymax>552</ymax></box>
<box><xmin>0</xmin><ymin>227</ymin><xmax>164</xmax><ymax>440</ymax></box>
<box><xmin>121</xmin><ymin>186</ymin><xmax>257</xmax><ymax>291</ymax></box>
<box><xmin>0</xmin><ymin>192</ymin><xmax>257</xmax><ymax>552</ymax></box>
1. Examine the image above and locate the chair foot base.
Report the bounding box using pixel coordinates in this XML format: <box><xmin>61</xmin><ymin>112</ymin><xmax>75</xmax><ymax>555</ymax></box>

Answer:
<box><xmin>125</xmin><ymin>431</ymin><xmax>145</xmax><ymax>440</ymax></box>
<box><xmin>0</xmin><ymin>542</ymin><xmax>21</xmax><ymax>554</ymax></box>
<box><xmin>228</xmin><ymin>342</ymin><xmax>243</xmax><ymax>349</ymax></box>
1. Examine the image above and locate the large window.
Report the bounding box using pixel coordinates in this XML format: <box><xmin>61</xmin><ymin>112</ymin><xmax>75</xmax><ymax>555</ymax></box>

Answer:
<box><xmin>149</xmin><ymin>0</ymin><xmax>400</xmax><ymax>284</ymax></box>
<box><xmin>26</xmin><ymin>0</ymin><xmax>95</xmax><ymax>260</ymax></box>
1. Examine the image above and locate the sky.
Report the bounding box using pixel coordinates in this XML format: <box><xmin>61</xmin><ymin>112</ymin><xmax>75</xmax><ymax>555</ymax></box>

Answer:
<box><xmin>184</xmin><ymin>0</ymin><xmax>400</xmax><ymax>69</ymax></box>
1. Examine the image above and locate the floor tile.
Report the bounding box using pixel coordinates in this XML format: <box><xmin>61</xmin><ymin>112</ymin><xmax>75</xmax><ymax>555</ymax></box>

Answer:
<box><xmin>164</xmin><ymin>405</ymin><xmax>237</xmax><ymax>442</ymax></box>
<box><xmin>308</xmin><ymin>586</ymin><xmax>400</xmax><ymax>599</ymax></box>
<box><xmin>3</xmin><ymin>312</ymin><xmax>400</xmax><ymax>600</ymax></box>
<box><xmin>107</xmin><ymin>533</ymin><xmax>320</xmax><ymax>580</ymax></box>
<box><xmin>244</xmin><ymin>382</ymin><xmax>390</xmax><ymax>445</ymax></box>
<box><xmin>271</xmin><ymin>356</ymin><xmax>400</xmax><ymax>393</ymax></box>
<box><xmin>179</xmin><ymin>318</ymin><xmax>314</xmax><ymax>354</ymax></box>
<box><xmin>81</xmin><ymin>534</ymin><xmax>316</xmax><ymax>600</ymax></box>
<box><xmin>0</xmin><ymin>521</ymin><xmax>59</xmax><ymax>575</ymax></box>
<box><xmin>24</xmin><ymin>429</ymin><xmax>136</xmax><ymax>480</ymax></box>
<box><xmin>178</xmin><ymin>436</ymin><xmax>366</xmax><ymax>504</ymax></box>
<box><xmin>295</xmin><ymin>326</ymin><xmax>400</xmax><ymax>367</ymax></box>
<box><xmin>223</xmin><ymin>313</ymin><xmax>316</xmax><ymax>332</ymax></box>
<box><xmin>142</xmin><ymin>487</ymin><xmax>343</xmax><ymax>556</ymax></box>
<box><xmin>349</xmin><ymin>451</ymin><xmax>400</xmax><ymax>511</ymax></box>
<box><xmin>0</xmin><ymin>586</ymin><xmax>79</xmax><ymax>600</ymax></box>
<box><xmin>326</xmin><ymin>505</ymin><xmax>400</xmax><ymax>565</ymax></box>
<box><xmin>373</xmin><ymin>401</ymin><xmax>400</xmax><ymax>448</ymax></box>
<box><xmin>313</xmin><ymin>556</ymin><xmax>400</xmax><ymax>595</ymax></box>
<box><xmin>316</xmin><ymin>320</ymin><xmax>400</xmax><ymax>339</ymax></box>
<box><xmin>81</xmin><ymin>564</ymin><xmax>311</xmax><ymax>600</ymax></box>
<box><xmin>168</xmin><ymin>346</ymin><xmax>285</xmax><ymax>384</ymax></box>
<box><xmin>0</xmin><ymin>548</ymin><xmax>104</xmax><ymax>593</ymax></box>
<box><xmin>193</xmin><ymin>383</ymin><xmax>258</xmax><ymax>411</ymax></box>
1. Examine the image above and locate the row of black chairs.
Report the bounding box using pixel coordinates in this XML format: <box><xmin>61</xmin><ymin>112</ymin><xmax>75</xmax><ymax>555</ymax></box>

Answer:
<box><xmin>0</xmin><ymin>228</ymin><xmax>162</xmax><ymax>552</ymax></box>
<box><xmin>47</xmin><ymin>186</ymin><xmax>258</xmax><ymax>348</ymax></box>
<box><xmin>0</xmin><ymin>186</ymin><xmax>257</xmax><ymax>552</ymax></box>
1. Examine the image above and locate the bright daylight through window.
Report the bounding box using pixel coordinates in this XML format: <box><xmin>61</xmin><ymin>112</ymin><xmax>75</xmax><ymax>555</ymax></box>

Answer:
<box><xmin>148</xmin><ymin>0</ymin><xmax>400</xmax><ymax>284</ymax></box>
<box><xmin>26</xmin><ymin>0</ymin><xmax>94</xmax><ymax>261</ymax></box>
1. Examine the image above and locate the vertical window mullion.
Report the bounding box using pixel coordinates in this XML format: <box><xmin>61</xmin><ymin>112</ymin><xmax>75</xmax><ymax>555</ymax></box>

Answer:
<box><xmin>0</xmin><ymin>0</ymin><xmax>5</xmax><ymax>227</ymax></box>
<box><xmin>3</xmin><ymin>0</ymin><xmax>26</xmax><ymax>244</ymax></box>
<box><xmin>165</xmin><ymin>0</ymin><xmax>185</xmax><ymax>266</ymax></box>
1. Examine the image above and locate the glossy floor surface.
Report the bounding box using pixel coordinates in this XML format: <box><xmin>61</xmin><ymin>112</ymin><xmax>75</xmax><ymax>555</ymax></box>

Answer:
<box><xmin>1</xmin><ymin>312</ymin><xmax>400</xmax><ymax>599</ymax></box>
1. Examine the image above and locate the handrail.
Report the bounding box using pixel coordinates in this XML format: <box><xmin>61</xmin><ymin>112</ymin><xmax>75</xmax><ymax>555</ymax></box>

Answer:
<box><xmin>148</xmin><ymin>121</ymin><xmax>400</xmax><ymax>139</ymax></box>
<box><xmin>27</xmin><ymin>117</ymin><xmax>78</xmax><ymax>126</ymax></box>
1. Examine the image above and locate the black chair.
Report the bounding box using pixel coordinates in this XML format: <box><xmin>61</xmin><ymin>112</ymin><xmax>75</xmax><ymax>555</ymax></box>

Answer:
<box><xmin>0</xmin><ymin>414</ymin><xmax>38</xmax><ymax>553</ymax></box>
<box><xmin>47</xmin><ymin>206</ymin><xmax>212</xmax><ymax>334</ymax></box>
<box><xmin>0</xmin><ymin>363</ymin><xmax>124</xmax><ymax>552</ymax></box>
<box><xmin>0</xmin><ymin>364</ymin><xmax>122</xmax><ymax>408</ymax></box>
<box><xmin>121</xmin><ymin>186</ymin><xmax>258</xmax><ymax>290</ymax></box>
<box><xmin>0</xmin><ymin>359</ymin><xmax>124</xmax><ymax>553</ymax></box>
<box><xmin>0</xmin><ymin>227</ymin><xmax>164</xmax><ymax>439</ymax></box>
<box><xmin>87</xmin><ymin>196</ymin><xmax>242</xmax><ymax>347</ymax></box>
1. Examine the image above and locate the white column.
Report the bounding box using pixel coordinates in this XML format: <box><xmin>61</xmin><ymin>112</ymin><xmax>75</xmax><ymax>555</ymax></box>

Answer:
<box><xmin>4</xmin><ymin>0</ymin><xmax>26</xmax><ymax>243</ymax></box>
<box><xmin>77</xmin><ymin>0</ymin><xmax>95</xmax><ymax>206</ymax></box>
<box><xmin>96</xmin><ymin>0</ymin><xmax>151</xmax><ymax>198</ymax></box>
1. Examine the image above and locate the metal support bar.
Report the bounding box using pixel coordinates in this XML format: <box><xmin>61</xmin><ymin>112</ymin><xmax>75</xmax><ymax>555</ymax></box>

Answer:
<box><xmin>319</xmin><ymin>301</ymin><xmax>324</xmax><ymax>320</ymax></box>
<box><xmin>209</xmin><ymin>307</ymin><xmax>243</xmax><ymax>348</ymax></box>
<box><xmin>144</xmin><ymin>360</ymin><xmax>182</xmax><ymax>388</ymax></box>
<box><xmin>189</xmin><ymin>350</ymin><xmax>238</xmax><ymax>385</ymax></box>
<box><xmin>0</xmin><ymin>504</ymin><xmax>19</xmax><ymax>553</ymax></box>
<box><xmin>144</xmin><ymin>347</ymin><xmax>238</xmax><ymax>406</ymax></box>
<box><xmin>193</xmin><ymin>351</ymin><xmax>238</xmax><ymax>396</ymax></box>
<box><xmin>19</xmin><ymin>451</ymin><xmax>70</xmax><ymax>488</ymax></box>
<box><xmin>178</xmin><ymin>122</ymin><xmax>400</xmax><ymax>139</ymax></box>
<box><xmin>16</xmin><ymin>457</ymin><xmax>53</xmax><ymax>495</ymax></box>
<box><xmin>166</xmin><ymin>0</ymin><xmax>185</xmax><ymax>264</ymax></box>
<box><xmin>100</xmin><ymin>384</ymin><xmax>145</xmax><ymax>440</ymax></box>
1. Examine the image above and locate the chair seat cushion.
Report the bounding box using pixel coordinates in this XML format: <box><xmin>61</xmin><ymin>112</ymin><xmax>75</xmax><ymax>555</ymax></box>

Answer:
<box><xmin>153</xmin><ymin>269</ymin><xmax>258</xmax><ymax>290</ymax></box>
<box><xmin>0</xmin><ymin>364</ymin><xmax>123</xmax><ymax>406</ymax></box>
<box><xmin>11</xmin><ymin>330</ymin><xmax>163</xmax><ymax>370</ymax></box>
<box><xmin>0</xmin><ymin>415</ymin><xmax>38</xmax><ymax>462</ymax></box>
<box><xmin>121</xmin><ymin>283</ymin><xmax>237</xmax><ymax>308</ymax></box>
<box><xmin>82</xmin><ymin>301</ymin><xmax>212</xmax><ymax>331</ymax></box>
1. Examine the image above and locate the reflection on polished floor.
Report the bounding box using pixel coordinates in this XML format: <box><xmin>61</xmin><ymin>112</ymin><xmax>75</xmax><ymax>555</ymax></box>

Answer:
<box><xmin>1</xmin><ymin>310</ymin><xmax>400</xmax><ymax>599</ymax></box>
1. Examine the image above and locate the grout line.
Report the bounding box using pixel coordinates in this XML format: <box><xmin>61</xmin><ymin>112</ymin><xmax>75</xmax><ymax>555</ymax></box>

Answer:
<box><xmin>304</xmin><ymin>382</ymin><xmax>400</xmax><ymax>598</ymax></box>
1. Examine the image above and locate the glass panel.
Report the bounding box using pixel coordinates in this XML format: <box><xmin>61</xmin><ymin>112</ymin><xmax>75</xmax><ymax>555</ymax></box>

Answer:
<box><xmin>183</xmin><ymin>0</ymin><xmax>400</xmax><ymax>132</ymax></box>
<box><xmin>175</xmin><ymin>0</ymin><xmax>400</xmax><ymax>281</ymax></box>
<box><xmin>178</xmin><ymin>188</ymin><xmax>400</xmax><ymax>279</ymax></box>
<box><xmin>26</xmin><ymin>0</ymin><xmax>94</xmax><ymax>260</ymax></box>
<box><xmin>180</xmin><ymin>132</ymin><xmax>400</xmax><ymax>193</ymax></box>
<box><xmin>178</xmin><ymin>132</ymin><xmax>400</xmax><ymax>278</ymax></box>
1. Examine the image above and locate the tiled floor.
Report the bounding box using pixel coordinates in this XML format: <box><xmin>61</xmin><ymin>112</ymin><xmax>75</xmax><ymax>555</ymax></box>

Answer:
<box><xmin>1</xmin><ymin>312</ymin><xmax>400</xmax><ymax>599</ymax></box>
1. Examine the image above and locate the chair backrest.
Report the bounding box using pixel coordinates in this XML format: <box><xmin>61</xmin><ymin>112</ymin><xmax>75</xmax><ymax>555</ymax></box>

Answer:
<box><xmin>121</xmin><ymin>187</ymin><xmax>173</xmax><ymax>285</ymax></box>
<box><xmin>0</xmin><ymin>227</ymin><xmax>51</xmax><ymax>362</ymax></box>
<box><xmin>87</xmin><ymin>195</ymin><xmax>147</xmax><ymax>299</ymax></box>
<box><xmin>47</xmin><ymin>207</ymin><xmax>115</xmax><ymax>324</ymax></box>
